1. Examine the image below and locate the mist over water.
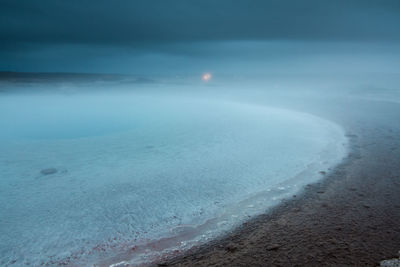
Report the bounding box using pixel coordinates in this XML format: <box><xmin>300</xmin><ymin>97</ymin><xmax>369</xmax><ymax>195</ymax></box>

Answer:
<box><xmin>0</xmin><ymin>76</ymin><xmax>353</xmax><ymax>265</ymax></box>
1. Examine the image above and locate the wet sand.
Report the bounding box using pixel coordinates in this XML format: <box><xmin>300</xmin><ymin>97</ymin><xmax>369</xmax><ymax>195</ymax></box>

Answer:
<box><xmin>156</xmin><ymin>95</ymin><xmax>400</xmax><ymax>266</ymax></box>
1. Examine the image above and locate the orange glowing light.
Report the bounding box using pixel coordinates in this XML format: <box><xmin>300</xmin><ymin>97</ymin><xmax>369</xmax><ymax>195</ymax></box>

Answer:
<box><xmin>202</xmin><ymin>73</ymin><xmax>212</xmax><ymax>81</ymax></box>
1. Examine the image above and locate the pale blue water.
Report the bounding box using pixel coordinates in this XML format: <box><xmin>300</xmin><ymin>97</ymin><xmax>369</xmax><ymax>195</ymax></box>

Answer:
<box><xmin>0</xmin><ymin>88</ymin><xmax>347</xmax><ymax>266</ymax></box>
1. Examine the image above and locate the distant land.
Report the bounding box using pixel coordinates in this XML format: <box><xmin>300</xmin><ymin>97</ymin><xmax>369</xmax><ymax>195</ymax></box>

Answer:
<box><xmin>0</xmin><ymin>71</ymin><xmax>154</xmax><ymax>84</ymax></box>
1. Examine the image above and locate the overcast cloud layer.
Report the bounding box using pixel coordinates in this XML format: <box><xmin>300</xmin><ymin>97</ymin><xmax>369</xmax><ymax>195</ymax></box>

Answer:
<box><xmin>2</xmin><ymin>0</ymin><xmax>400</xmax><ymax>45</ymax></box>
<box><xmin>1</xmin><ymin>0</ymin><xmax>400</xmax><ymax>73</ymax></box>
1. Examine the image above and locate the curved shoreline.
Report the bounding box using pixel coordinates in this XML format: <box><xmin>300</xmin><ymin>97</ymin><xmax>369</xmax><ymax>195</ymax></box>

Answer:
<box><xmin>0</xmin><ymin>95</ymin><xmax>347</xmax><ymax>266</ymax></box>
<box><xmin>157</xmin><ymin>97</ymin><xmax>400</xmax><ymax>266</ymax></box>
<box><xmin>98</xmin><ymin>106</ymin><xmax>348</xmax><ymax>267</ymax></box>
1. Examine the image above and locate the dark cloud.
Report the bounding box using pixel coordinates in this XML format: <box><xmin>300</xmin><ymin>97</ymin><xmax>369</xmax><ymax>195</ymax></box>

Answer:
<box><xmin>1</xmin><ymin>0</ymin><xmax>399</xmax><ymax>74</ymax></box>
<box><xmin>1</xmin><ymin>0</ymin><xmax>400</xmax><ymax>48</ymax></box>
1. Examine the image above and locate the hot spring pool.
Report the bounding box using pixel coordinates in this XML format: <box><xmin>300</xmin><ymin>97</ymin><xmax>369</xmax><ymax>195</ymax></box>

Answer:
<box><xmin>0</xmin><ymin>91</ymin><xmax>347</xmax><ymax>266</ymax></box>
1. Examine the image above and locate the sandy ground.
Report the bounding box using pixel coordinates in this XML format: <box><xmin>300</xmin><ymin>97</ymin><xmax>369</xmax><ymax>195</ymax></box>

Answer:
<box><xmin>155</xmin><ymin>94</ymin><xmax>400</xmax><ymax>266</ymax></box>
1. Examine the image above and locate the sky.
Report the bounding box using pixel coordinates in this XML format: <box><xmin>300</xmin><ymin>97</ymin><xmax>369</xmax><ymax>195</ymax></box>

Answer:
<box><xmin>1</xmin><ymin>0</ymin><xmax>400</xmax><ymax>74</ymax></box>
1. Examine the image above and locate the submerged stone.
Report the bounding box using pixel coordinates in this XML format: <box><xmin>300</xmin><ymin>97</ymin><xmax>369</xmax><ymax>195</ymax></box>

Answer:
<box><xmin>40</xmin><ymin>168</ymin><xmax>57</xmax><ymax>175</ymax></box>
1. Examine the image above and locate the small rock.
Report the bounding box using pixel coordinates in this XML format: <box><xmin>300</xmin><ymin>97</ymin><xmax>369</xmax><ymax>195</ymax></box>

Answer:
<box><xmin>225</xmin><ymin>243</ymin><xmax>238</xmax><ymax>253</ymax></box>
<box><xmin>40</xmin><ymin>168</ymin><xmax>57</xmax><ymax>175</ymax></box>
<box><xmin>266</xmin><ymin>244</ymin><xmax>280</xmax><ymax>251</ymax></box>
<box><xmin>319</xmin><ymin>171</ymin><xmax>326</xmax><ymax>175</ymax></box>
